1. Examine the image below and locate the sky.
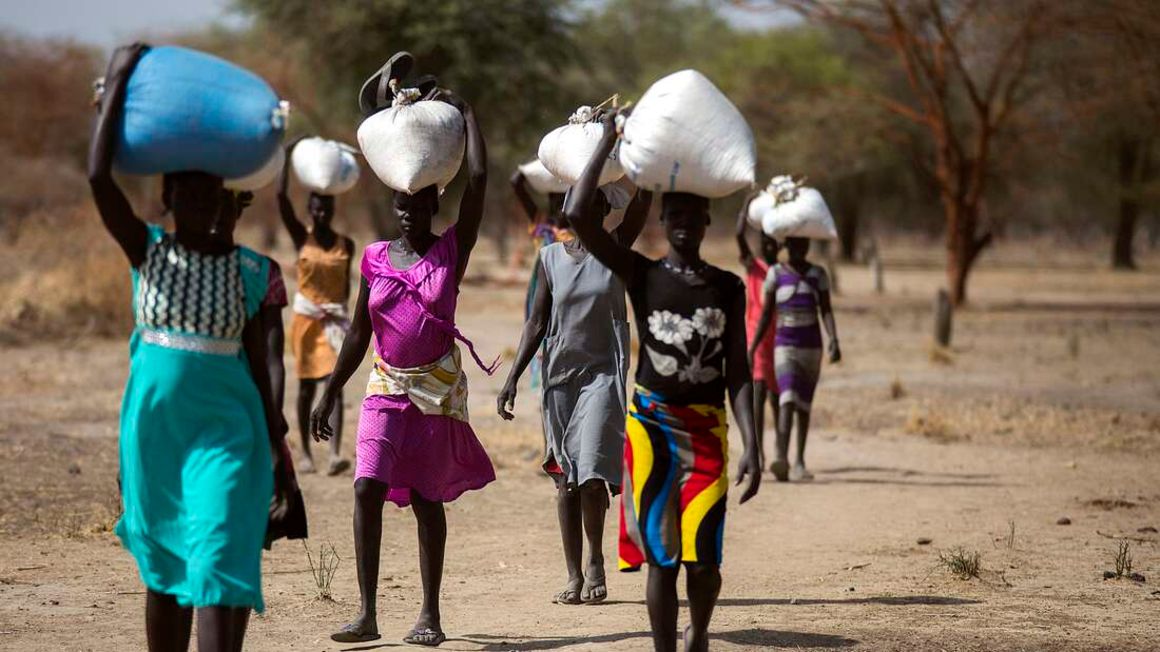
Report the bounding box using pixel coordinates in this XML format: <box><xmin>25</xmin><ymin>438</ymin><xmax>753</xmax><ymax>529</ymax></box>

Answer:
<box><xmin>0</xmin><ymin>0</ymin><xmax>797</xmax><ymax>50</ymax></box>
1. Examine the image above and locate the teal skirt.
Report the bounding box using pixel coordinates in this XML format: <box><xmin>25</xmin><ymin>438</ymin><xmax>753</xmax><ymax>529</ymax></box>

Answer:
<box><xmin>116</xmin><ymin>331</ymin><xmax>272</xmax><ymax>611</ymax></box>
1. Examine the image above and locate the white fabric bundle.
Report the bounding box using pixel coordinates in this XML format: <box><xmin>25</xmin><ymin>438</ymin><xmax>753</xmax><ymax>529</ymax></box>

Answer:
<box><xmin>291</xmin><ymin>137</ymin><xmax>361</xmax><ymax>195</ymax></box>
<box><xmin>538</xmin><ymin>105</ymin><xmax>624</xmax><ymax>186</ymax></box>
<box><xmin>518</xmin><ymin>159</ymin><xmax>570</xmax><ymax>194</ymax></box>
<box><xmin>751</xmin><ymin>175</ymin><xmax>838</xmax><ymax>240</ymax></box>
<box><xmin>357</xmin><ymin>93</ymin><xmax>465</xmax><ymax>194</ymax></box>
<box><xmin>617</xmin><ymin>70</ymin><xmax>755</xmax><ymax>198</ymax></box>
<box><xmin>224</xmin><ymin>146</ymin><xmax>283</xmax><ymax>191</ymax></box>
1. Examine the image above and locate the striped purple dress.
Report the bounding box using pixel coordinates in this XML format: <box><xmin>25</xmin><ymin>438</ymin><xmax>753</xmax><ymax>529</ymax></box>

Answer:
<box><xmin>762</xmin><ymin>263</ymin><xmax>830</xmax><ymax>410</ymax></box>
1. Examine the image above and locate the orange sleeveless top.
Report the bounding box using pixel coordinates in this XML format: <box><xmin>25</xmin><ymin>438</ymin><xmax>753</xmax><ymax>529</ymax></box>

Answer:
<box><xmin>296</xmin><ymin>232</ymin><xmax>351</xmax><ymax>305</ymax></box>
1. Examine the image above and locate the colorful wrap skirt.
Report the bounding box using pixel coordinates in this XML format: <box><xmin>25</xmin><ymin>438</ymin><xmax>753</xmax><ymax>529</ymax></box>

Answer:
<box><xmin>619</xmin><ymin>387</ymin><xmax>729</xmax><ymax>571</ymax></box>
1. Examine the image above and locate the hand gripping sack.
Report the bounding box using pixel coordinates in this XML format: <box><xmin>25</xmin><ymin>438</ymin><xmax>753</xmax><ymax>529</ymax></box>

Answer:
<box><xmin>291</xmin><ymin>137</ymin><xmax>361</xmax><ymax>195</ymax></box>
<box><xmin>357</xmin><ymin>92</ymin><xmax>465</xmax><ymax>195</ymax></box>
<box><xmin>618</xmin><ymin>70</ymin><xmax>755</xmax><ymax>198</ymax></box>
<box><xmin>518</xmin><ymin>159</ymin><xmax>570</xmax><ymax>194</ymax></box>
<box><xmin>225</xmin><ymin>146</ymin><xmax>284</xmax><ymax>191</ymax></box>
<box><xmin>538</xmin><ymin>106</ymin><xmax>624</xmax><ymax>186</ymax></box>
<box><xmin>752</xmin><ymin>176</ymin><xmax>838</xmax><ymax>241</ymax></box>
<box><xmin>115</xmin><ymin>45</ymin><xmax>287</xmax><ymax>178</ymax></box>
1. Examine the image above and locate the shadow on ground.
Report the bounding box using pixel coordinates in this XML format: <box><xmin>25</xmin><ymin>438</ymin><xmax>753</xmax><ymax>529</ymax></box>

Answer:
<box><xmin>462</xmin><ymin>627</ymin><xmax>859</xmax><ymax>650</ymax></box>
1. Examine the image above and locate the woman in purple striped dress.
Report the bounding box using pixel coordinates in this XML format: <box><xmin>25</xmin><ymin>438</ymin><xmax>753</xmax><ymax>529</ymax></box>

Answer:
<box><xmin>748</xmin><ymin>237</ymin><xmax>840</xmax><ymax>482</ymax></box>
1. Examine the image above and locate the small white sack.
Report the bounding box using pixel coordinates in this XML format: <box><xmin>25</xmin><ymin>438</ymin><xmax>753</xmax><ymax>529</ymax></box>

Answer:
<box><xmin>618</xmin><ymin>70</ymin><xmax>755</xmax><ymax>198</ymax></box>
<box><xmin>358</xmin><ymin>98</ymin><xmax>465</xmax><ymax>194</ymax></box>
<box><xmin>518</xmin><ymin>159</ymin><xmax>570</xmax><ymax>194</ymax></box>
<box><xmin>754</xmin><ymin>176</ymin><xmax>838</xmax><ymax>241</ymax></box>
<box><xmin>538</xmin><ymin>106</ymin><xmax>624</xmax><ymax>186</ymax></box>
<box><xmin>291</xmin><ymin>137</ymin><xmax>361</xmax><ymax>195</ymax></box>
<box><xmin>224</xmin><ymin>146</ymin><xmax>283</xmax><ymax>191</ymax></box>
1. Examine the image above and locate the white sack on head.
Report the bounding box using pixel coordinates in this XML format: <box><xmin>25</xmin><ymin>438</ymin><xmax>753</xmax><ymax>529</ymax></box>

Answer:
<box><xmin>538</xmin><ymin>105</ymin><xmax>624</xmax><ymax>186</ymax></box>
<box><xmin>617</xmin><ymin>70</ymin><xmax>755</xmax><ymax>198</ymax></box>
<box><xmin>291</xmin><ymin>137</ymin><xmax>361</xmax><ymax>195</ymax></box>
<box><xmin>518</xmin><ymin>159</ymin><xmax>570</xmax><ymax>194</ymax></box>
<box><xmin>225</xmin><ymin>146</ymin><xmax>284</xmax><ymax>191</ymax></box>
<box><xmin>357</xmin><ymin>97</ymin><xmax>465</xmax><ymax>194</ymax></box>
<box><xmin>754</xmin><ymin>177</ymin><xmax>838</xmax><ymax>241</ymax></box>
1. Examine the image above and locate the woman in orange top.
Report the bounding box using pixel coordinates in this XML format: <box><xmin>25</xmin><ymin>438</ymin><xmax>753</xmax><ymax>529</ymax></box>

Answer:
<box><xmin>278</xmin><ymin>140</ymin><xmax>355</xmax><ymax>475</ymax></box>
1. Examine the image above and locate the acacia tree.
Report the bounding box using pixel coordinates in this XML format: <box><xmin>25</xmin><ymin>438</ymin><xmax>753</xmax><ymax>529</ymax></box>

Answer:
<box><xmin>736</xmin><ymin>0</ymin><xmax>1056</xmax><ymax>304</ymax></box>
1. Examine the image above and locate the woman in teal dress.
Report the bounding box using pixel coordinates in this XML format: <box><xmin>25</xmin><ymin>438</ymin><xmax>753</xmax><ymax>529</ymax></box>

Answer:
<box><xmin>90</xmin><ymin>44</ymin><xmax>287</xmax><ymax>651</ymax></box>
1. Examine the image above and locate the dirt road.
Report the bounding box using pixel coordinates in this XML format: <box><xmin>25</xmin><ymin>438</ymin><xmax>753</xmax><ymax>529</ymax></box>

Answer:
<box><xmin>1</xmin><ymin>251</ymin><xmax>1158</xmax><ymax>651</ymax></box>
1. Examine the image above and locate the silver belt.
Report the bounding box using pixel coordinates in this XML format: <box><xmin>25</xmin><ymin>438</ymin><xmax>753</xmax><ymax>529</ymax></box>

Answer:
<box><xmin>141</xmin><ymin>328</ymin><xmax>241</xmax><ymax>356</ymax></box>
<box><xmin>777</xmin><ymin>310</ymin><xmax>818</xmax><ymax>328</ymax></box>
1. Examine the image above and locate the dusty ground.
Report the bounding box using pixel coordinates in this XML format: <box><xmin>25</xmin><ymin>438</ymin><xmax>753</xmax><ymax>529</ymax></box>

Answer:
<box><xmin>1</xmin><ymin>239</ymin><xmax>1159</xmax><ymax>651</ymax></box>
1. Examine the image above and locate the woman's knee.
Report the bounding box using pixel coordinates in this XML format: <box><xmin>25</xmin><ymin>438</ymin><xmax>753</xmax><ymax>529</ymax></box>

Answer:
<box><xmin>353</xmin><ymin>478</ymin><xmax>385</xmax><ymax>504</ymax></box>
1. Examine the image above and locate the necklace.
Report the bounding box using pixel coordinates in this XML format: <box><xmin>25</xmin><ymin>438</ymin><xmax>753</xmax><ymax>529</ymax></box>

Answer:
<box><xmin>662</xmin><ymin>258</ymin><xmax>708</xmax><ymax>276</ymax></box>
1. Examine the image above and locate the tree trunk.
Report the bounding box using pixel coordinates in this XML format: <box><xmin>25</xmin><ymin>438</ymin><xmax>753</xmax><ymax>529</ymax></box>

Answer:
<box><xmin>1112</xmin><ymin>137</ymin><xmax>1147</xmax><ymax>270</ymax></box>
<box><xmin>945</xmin><ymin>199</ymin><xmax>992</xmax><ymax>307</ymax></box>
<box><xmin>833</xmin><ymin>174</ymin><xmax>864</xmax><ymax>262</ymax></box>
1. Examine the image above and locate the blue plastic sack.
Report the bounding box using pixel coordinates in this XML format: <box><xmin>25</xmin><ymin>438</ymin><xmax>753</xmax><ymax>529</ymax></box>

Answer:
<box><xmin>115</xmin><ymin>46</ymin><xmax>286</xmax><ymax>178</ymax></box>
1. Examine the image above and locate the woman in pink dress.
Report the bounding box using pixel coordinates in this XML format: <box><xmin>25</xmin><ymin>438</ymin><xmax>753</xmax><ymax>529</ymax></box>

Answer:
<box><xmin>310</xmin><ymin>71</ymin><xmax>493</xmax><ymax>647</ymax></box>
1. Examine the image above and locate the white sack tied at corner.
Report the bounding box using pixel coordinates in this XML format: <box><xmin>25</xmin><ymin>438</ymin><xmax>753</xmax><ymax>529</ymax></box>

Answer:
<box><xmin>357</xmin><ymin>89</ymin><xmax>466</xmax><ymax>195</ymax></box>
<box><xmin>224</xmin><ymin>146</ymin><xmax>284</xmax><ymax>191</ymax></box>
<box><xmin>291</xmin><ymin>137</ymin><xmax>361</xmax><ymax>195</ymax></box>
<box><xmin>752</xmin><ymin>175</ymin><xmax>839</xmax><ymax>241</ymax></box>
<box><xmin>538</xmin><ymin>105</ymin><xmax>624</xmax><ymax>186</ymax></box>
<box><xmin>617</xmin><ymin>70</ymin><xmax>756</xmax><ymax>198</ymax></box>
<box><xmin>518</xmin><ymin>159</ymin><xmax>570</xmax><ymax>194</ymax></box>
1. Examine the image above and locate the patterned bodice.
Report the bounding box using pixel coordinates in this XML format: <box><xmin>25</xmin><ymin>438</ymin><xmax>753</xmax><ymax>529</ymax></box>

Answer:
<box><xmin>134</xmin><ymin>225</ymin><xmax>265</xmax><ymax>341</ymax></box>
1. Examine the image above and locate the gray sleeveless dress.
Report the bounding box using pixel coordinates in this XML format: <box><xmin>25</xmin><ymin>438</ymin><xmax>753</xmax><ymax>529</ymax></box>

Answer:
<box><xmin>538</xmin><ymin>241</ymin><xmax>630</xmax><ymax>492</ymax></box>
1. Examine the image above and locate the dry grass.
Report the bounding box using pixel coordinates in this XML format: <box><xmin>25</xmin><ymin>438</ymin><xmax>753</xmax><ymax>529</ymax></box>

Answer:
<box><xmin>0</xmin><ymin>204</ymin><xmax>133</xmax><ymax>340</ymax></box>
<box><xmin>904</xmin><ymin>403</ymin><xmax>958</xmax><ymax>442</ymax></box>
<box><xmin>303</xmin><ymin>541</ymin><xmax>341</xmax><ymax>601</ymax></box>
<box><xmin>938</xmin><ymin>547</ymin><xmax>982</xmax><ymax>580</ymax></box>
<box><xmin>1113</xmin><ymin>541</ymin><xmax>1133</xmax><ymax>578</ymax></box>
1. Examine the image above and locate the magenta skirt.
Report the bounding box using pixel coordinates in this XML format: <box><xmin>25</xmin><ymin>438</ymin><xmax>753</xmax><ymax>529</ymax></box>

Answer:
<box><xmin>355</xmin><ymin>395</ymin><xmax>495</xmax><ymax>507</ymax></box>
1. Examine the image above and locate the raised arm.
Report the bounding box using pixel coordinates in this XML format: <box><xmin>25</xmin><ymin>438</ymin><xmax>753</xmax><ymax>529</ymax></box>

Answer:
<box><xmin>509</xmin><ymin>169</ymin><xmax>540</xmax><ymax>224</ymax></box>
<box><xmin>88</xmin><ymin>43</ymin><xmax>148</xmax><ymax>268</ymax></box>
<box><xmin>817</xmin><ymin>267</ymin><xmax>841</xmax><ymax>363</ymax></box>
<box><xmin>613</xmin><ymin>188</ymin><xmax>653</xmax><ymax>247</ymax></box>
<box><xmin>276</xmin><ymin>138</ymin><xmax>309</xmax><ymax>250</ymax></box>
<box><xmin>310</xmin><ymin>276</ymin><xmax>373</xmax><ymax>441</ymax></box>
<box><xmin>735</xmin><ymin>193</ymin><xmax>757</xmax><ymax>268</ymax></box>
<box><xmin>442</xmin><ymin>90</ymin><xmax>487</xmax><ymax>281</ymax></box>
<box><xmin>725</xmin><ymin>286</ymin><xmax>761</xmax><ymax>504</ymax></box>
<box><xmin>497</xmin><ymin>257</ymin><xmax>552</xmax><ymax>420</ymax></box>
<box><xmin>565</xmin><ymin>113</ymin><xmax>636</xmax><ymax>282</ymax></box>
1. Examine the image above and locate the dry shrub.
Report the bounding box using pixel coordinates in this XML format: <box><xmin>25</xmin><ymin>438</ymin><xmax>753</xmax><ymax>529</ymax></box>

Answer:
<box><xmin>0</xmin><ymin>204</ymin><xmax>133</xmax><ymax>340</ymax></box>
<box><xmin>905</xmin><ymin>403</ymin><xmax>958</xmax><ymax>441</ymax></box>
<box><xmin>938</xmin><ymin>547</ymin><xmax>982</xmax><ymax>580</ymax></box>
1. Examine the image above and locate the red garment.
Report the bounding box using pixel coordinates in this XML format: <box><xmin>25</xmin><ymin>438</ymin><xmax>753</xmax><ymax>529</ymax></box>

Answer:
<box><xmin>745</xmin><ymin>258</ymin><xmax>776</xmax><ymax>385</ymax></box>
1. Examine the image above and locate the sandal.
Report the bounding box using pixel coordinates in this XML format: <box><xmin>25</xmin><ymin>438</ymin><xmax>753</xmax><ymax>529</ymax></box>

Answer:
<box><xmin>553</xmin><ymin>587</ymin><xmax>582</xmax><ymax>605</ymax></box>
<box><xmin>403</xmin><ymin>626</ymin><xmax>446</xmax><ymax>647</ymax></box>
<box><xmin>330</xmin><ymin>622</ymin><xmax>380</xmax><ymax>643</ymax></box>
<box><xmin>580</xmin><ymin>575</ymin><xmax>607</xmax><ymax>604</ymax></box>
<box><xmin>358</xmin><ymin>51</ymin><xmax>415</xmax><ymax>117</ymax></box>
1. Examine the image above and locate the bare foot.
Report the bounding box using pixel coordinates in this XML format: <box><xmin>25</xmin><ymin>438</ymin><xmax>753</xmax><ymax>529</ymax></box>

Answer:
<box><xmin>331</xmin><ymin>614</ymin><xmax>379</xmax><ymax>643</ymax></box>
<box><xmin>770</xmin><ymin>458</ymin><xmax>789</xmax><ymax>482</ymax></box>
<box><xmin>298</xmin><ymin>456</ymin><xmax>316</xmax><ymax>474</ymax></box>
<box><xmin>327</xmin><ymin>457</ymin><xmax>351</xmax><ymax>476</ymax></box>
<box><xmin>789</xmin><ymin>462</ymin><xmax>814</xmax><ymax>482</ymax></box>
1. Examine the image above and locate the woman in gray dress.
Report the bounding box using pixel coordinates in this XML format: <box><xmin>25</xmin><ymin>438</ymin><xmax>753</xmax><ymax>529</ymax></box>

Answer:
<box><xmin>499</xmin><ymin>183</ymin><xmax>652</xmax><ymax>605</ymax></box>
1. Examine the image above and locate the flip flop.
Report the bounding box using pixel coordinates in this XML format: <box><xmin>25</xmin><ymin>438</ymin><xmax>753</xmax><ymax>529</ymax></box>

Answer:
<box><xmin>580</xmin><ymin>575</ymin><xmax>607</xmax><ymax>604</ymax></box>
<box><xmin>327</xmin><ymin>458</ymin><xmax>352</xmax><ymax>477</ymax></box>
<box><xmin>358</xmin><ymin>51</ymin><xmax>415</xmax><ymax>117</ymax></box>
<box><xmin>330</xmin><ymin>622</ymin><xmax>381</xmax><ymax>643</ymax></box>
<box><xmin>553</xmin><ymin>587</ymin><xmax>582</xmax><ymax>605</ymax></box>
<box><xmin>403</xmin><ymin>626</ymin><xmax>446</xmax><ymax>647</ymax></box>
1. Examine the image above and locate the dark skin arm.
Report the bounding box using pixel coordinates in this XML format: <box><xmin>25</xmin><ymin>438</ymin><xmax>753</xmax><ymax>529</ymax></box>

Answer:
<box><xmin>244</xmin><ymin>313</ymin><xmax>291</xmax><ymax>496</ymax></box>
<box><xmin>87</xmin><ymin>42</ymin><xmax>148</xmax><ymax>268</ymax></box>
<box><xmin>749</xmin><ymin>287</ymin><xmax>776</xmax><ymax>368</ymax></box>
<box><xmin>497</xmin><ymin>257</ymin><xmax>551</xmax><ymax>420</ymax></box>
<box><xmin>819</xmin><ymin>272</ymin><xmax>841</xmax><ymax>363</ymax></box>
<box><xmin>735</xmin><ymin>193</ymin><xmax>758</xmax><ymax>268</ymax></box>
<box><xmin>439</xmin><ymin>90</ymin><xmax>487</xmax><ymax>283</ymax></box>
<box><xmin>612</xmin><ymin>188</ymin><xmax>653</xmax><ymax>247</ymax></box>
<box><xmin>262</xmin><ymin>304</ymin><xmax>286</xmax><ymax>412</ymax></box>
<box><xmin>509</xmin><ymin>170</ymin><xmax>540</xmax><ymax>224</ymax></box>
<box><xmin>276</xmin><ymin>137</ymin><xmax>309</xmax><ymax>250</ymax></box>
<box><xmin>565</xmin><ymin>112</ymin><xmax>637</xmax><ymax>283</ymax></box>
<box><xmin>310</xmin><ymin>277</ymin><xmax>372</xmax><ymax>441</ymax></box>
<box><xmin>726</xmin><ymin>287</ymin><xmax>762</xmax><ymax>504</ymax></box>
